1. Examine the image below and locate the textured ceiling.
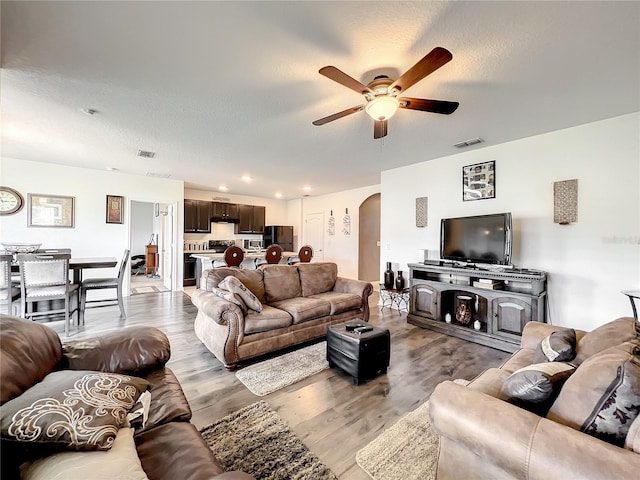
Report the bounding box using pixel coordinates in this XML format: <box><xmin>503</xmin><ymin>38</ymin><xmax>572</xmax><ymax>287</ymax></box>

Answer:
<box><xmin>2</xmin><ymin>1</ymin><xmax>639</xmax><ymax>200</ymax></box>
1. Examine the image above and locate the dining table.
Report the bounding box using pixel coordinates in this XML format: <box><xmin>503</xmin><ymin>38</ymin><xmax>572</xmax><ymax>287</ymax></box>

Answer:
<box><xmin>68</xmin><ymin>257</ymin><xmax>118</xmax><ymax>284</ymax></box>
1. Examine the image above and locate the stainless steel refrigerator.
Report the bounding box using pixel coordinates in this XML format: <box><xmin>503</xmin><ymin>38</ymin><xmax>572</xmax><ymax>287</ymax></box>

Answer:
<box><xmin>263</xmin><ymin>225</ymin><xmax>293</xmax><ymax>252</ymax></box>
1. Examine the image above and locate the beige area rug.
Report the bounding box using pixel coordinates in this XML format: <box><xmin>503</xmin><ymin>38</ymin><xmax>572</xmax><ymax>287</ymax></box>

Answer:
<box><xmin>235</xmin><ymin>341</ymin><xmax>329</xmax><ymax>396</ymax></box>
<box><xmin>356</xmin><ymin>379</ymin><xmax>470</xmax><ymax>480</ymax></box>
<box><xmin>201</xmin><ymin>400</ymin><xmax>337</xmax><ymax>480</ymax></box>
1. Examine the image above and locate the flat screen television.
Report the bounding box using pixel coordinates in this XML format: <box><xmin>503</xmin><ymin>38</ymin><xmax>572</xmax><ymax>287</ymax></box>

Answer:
<box><xmin>440</xmin><ymin>213</ymin><xmax>512</xmax><ymax>265</ymax></box>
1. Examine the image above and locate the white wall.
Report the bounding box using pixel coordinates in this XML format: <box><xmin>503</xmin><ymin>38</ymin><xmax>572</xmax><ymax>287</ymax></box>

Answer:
<box><xmin>292</xmin><ymin>185</ymin><xmax>381</xmax><ymax>279</ymax></box>
<box><xmin>0</xmin><ymin>157</ymin><xmax>185</xmax><ymax>292</ymax></box>
<box><xmin>381</xmin><ymin>113</ymin><xmax>640</xmax><ymax>331</ymax></box>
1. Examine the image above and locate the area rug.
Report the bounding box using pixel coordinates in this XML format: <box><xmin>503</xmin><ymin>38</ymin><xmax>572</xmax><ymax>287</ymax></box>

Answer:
<box><xmin>355</xmin><ymin>379</ymin><xmax>470</xmax><ymax>480</ymax></box>
<box><xmin>235</xmin><ymin>341</ymin><xmax>329</xmax><ymax>396</ymax></box>
<box><xmin>201</xmin><ymin>400</ymin><xmax>337</xmax><ymax>480</ymax></box>
<box><xmin>131</xmin><ymin>285</ymin><xmax>168</xmax><ymax>295</ymax></box>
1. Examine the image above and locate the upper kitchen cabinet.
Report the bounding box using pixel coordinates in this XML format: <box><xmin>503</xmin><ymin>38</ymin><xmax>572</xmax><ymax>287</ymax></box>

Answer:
<box><xmin>235</xmin><ymin>205</ymin><xmax>265</xmax><ymax>234</ymax></box>
<box><xmin>184</xmin><ymin>199</ymin><xmax>213</xmax><ymax>233</ymax></box>
<box><xmin>212</xmin><ymin>202</ymin><xmax>239</xmax><ymax>222</ymax></box>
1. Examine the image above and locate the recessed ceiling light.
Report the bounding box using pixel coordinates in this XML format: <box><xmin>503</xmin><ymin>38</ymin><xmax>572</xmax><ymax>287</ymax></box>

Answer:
<box><xmin>106</xmin><ymin>167</ymin><xmax>117</xmax><ymax>171</ymax></box>
<box><xmin>303</xmin><ymin>185</ymin><xmax>311</xmax><ymax>192</ymax></box>
<box><xmin>82</xmin><ymin>108</ymin><xmax>97</xmax><ymax>116</ymax></box>
<box><xmin>241</xmin><ymin>175</ymin><xmax>252</xmax><ymax>182</ymax></box>
<box><xmin>219</xmin><ymin>185</ymin><xmax>228</xmax><ymax>192</ymax></box>
<box><xmin>275</xmin><ymin>192</ymin><xmax>283</xmax><ymax>199</ymax></box>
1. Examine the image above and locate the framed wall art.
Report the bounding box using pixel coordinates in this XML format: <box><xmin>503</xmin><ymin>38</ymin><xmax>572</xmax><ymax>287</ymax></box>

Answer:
<box><xmin>106</xmin><ymin>195</ymin><xmax>124</xmax><ymax>224</ymax></box>
<box><xmin>28</xmin><ymin>194</ymin><xmax>75</xmax><ymax>228</ymax></box>
<box><xmin>463</xmin><ymin>160</ymin><xmax>495</xmax><ymax>201</ymax></box>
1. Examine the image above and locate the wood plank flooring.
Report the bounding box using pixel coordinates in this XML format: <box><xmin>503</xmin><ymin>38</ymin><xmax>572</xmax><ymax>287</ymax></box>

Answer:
<box><xmin>43</xmin><ymin>290</ymin><xmax>509</xmax><ymax>479</ymax></box>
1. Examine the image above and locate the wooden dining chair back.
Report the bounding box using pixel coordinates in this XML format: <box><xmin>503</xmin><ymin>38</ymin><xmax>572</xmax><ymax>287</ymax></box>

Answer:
<box><xmin>223</xmin><ymin>246</ymin><xmax>244</xmax><ymax>268</ymax></box>
<box><xmin>17</xmin><ymin>253</ymin><xmax>78</xmax><ymax>336</ymax></box>
<box><xmin>265</xmin><ymin>245</ymin><xmax>283</xmax><ymax>264</ymax></box>
<box><xmin>80</xmin><ymin>249</ymin><xmax>130</xmax><ymax>323</ymax></box>
<box><xmin>0</xmin><ymin>254</ymin><xmax>20</xmax><ymax>315</ymax></box>
<box><xmin>298</xmin><ymin>245</ymin><xmax>313</xmax><ymax>263</ymax></box>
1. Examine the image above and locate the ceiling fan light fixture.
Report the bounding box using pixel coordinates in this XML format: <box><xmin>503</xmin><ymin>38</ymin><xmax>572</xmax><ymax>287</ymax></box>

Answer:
<box><xmin>365</xmin><ymin>96</ymin><xmax>399</xmax><ymax>121</ymax></box>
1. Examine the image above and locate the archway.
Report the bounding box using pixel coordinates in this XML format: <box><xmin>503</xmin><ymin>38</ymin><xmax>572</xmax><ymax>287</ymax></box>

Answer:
<box><xmin>358</xmin><ymin>193</ymin><xmax>381</xmax><ymax>282</ymax></box>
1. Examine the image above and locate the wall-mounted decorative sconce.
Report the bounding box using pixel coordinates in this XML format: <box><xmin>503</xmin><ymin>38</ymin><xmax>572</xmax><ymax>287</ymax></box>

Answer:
<box><xmin>416</xmin><ymin>197</ymin><xmax>428</xmax><ymax>227</ymax></box>
<box><xmin>553</xmin><ymin>179</ymin><xmax>578</xmax><ymax>225</ymax></box>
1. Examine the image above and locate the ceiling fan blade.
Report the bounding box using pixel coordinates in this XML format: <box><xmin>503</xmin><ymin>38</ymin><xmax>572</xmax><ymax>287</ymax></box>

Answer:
<box><xmin>312</xmin><ymin>105</ymin><xmax>365</xmax><ymax>126</ymax></box>
<box><xmin>319</xmin><ymin>66</ymin><xmax>373</xmax><ymax>95</ymax></box>
<box><xmin>399</xmin><ymin>97</ymin><xmax>459</xmax><ymax>115</ymax></box>
<box><xmin>374</xmin><ymin>120</ymin><xmax>388</xmax><ymax>139</ymax></box>
<box><xmin>389</xmin><ymin>47</ymin><xmax>453</xmax><ymax>94</ymax></box>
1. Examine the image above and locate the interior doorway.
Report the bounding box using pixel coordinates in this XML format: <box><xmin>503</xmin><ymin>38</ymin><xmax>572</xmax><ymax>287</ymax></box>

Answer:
<box><xmin>129</xmin><ymin>201</ymin><xmax>170</xmax><ymax>295</ymax></box>
<box><xmin>304</xmin><ymin>212</ymin><xmax>324</xmax><ymax>261</ymax></box>
<box><xmin>358</xmin><ymin>193</ymin><xmax>381</xmax><ymax>283</ymax></box>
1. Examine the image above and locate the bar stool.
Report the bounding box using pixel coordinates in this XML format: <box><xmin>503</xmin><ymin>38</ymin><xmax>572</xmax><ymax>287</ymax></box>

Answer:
<box><xmin>255</xmin><ymin>245</ymin><xmax>282</xmax><ymax>267</ymax></box>
<box><xmin>223</xmin><ymin>246</ymin><xmax>244</xmax><ymax>268</ymax></box>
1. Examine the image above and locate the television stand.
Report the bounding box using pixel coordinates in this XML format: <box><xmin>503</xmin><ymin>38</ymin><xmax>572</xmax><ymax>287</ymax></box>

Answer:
<box><xmin>407</xmin><ymin>263</ymin><xmax>547</xmax><ymax>353</ymax></box>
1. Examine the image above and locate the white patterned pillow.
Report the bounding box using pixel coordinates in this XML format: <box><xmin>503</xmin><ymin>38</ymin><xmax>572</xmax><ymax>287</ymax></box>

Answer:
<box><xmin>20</xmin><ymin>427</ymin><xmax>149</xmax><ymax>480</ymax></box>
<box><xmin>219</xmin><ymin>275</ymin><xmax>263</xmax><ymax>312</ymax></box>
<box><xmin>209</xmin><ymin>286</ymin><xmax>248</xmax><ymax>315</ymax></box>
<box><xmin>1</xmin><ymin>370</ymin><xmax>149</xmax><ymax>451</ymax></box>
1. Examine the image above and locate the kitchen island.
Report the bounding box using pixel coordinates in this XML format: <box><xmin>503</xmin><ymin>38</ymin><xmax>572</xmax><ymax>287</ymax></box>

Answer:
<box><xmin>190</xmin><ymin>251</ymin><xmax>298</xmax><ymax>287</ymax></box>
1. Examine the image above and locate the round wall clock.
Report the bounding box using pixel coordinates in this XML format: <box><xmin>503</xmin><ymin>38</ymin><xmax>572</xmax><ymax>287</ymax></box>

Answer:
<box><xmin>0</xmin><ymin>186</ymin><xmax>24</xmax><ymax>215</ymax></box>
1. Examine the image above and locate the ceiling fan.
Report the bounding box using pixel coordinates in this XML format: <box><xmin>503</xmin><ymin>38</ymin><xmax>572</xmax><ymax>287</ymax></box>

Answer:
<box><xmin>312</xmin><ymin>47</ymin><xmax>459</xmax><ymax>139</ymax></box>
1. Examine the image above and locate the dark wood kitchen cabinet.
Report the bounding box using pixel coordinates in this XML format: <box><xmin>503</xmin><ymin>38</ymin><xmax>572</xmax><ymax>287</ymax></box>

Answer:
<box><xmin>235</xmin><ymin>205</ymin><xmax>265</xmax><ymax>234</ymax></box>
<box><xmin>212</xmin><ymin>202</ymin><xmax>239</xmax><ymax>222</ymax></box>
<box><xmin>184</xmin><ymin>199</ymin><xmax>212</xmax><ymax>233</ymax></box>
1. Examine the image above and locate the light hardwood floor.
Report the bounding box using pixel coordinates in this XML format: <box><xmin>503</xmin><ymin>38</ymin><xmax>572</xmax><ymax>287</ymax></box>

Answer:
<box><xmin>43</xmin><ymin>290</ymin><xmax>509</xmax><ymax>479</ymax></box>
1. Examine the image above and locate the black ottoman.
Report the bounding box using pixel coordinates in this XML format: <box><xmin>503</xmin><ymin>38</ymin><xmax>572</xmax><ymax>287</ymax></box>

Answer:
<box><xmin>326</xmin><ymin>322</ymin><xmax>390</xmax><ymax>385</ymax></box>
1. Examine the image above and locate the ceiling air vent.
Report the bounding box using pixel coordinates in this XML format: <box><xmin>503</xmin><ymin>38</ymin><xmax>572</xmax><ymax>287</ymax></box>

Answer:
<box><xmin>453</xmin><ymin>137</ymin><xmax>484</xmax><ymax>148</ymax></box>
<box><xmin>145</xmin><ymin>172</ymin><xmax>171</xmax><ymax>178</ymax></box>
<box><xmin>137</xmin><ymin>150</ymin><xmax>156</xmax><ymax>158</ymax></box>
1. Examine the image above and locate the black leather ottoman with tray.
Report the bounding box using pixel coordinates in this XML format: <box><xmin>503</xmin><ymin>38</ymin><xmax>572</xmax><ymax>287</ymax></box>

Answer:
<box><xmin>326</xmin><ymin>322</ymin><xmax>390</xmax><ymax>384</ymax></box>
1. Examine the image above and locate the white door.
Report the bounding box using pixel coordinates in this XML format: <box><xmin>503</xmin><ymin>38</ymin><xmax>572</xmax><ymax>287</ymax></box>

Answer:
<box><xmin>162</xmin><ymin>204</ymin><xmax>174</xmax><ymax>291</ymax></box>
<box><xmin>305</xmin><ymin>212</ymin><xmax>324</xmax><ymax>261</ymax></box>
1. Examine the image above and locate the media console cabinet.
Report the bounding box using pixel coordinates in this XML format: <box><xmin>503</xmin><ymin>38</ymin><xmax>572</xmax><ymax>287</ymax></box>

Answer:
<box><xmin>407</xmin><ymin>263</ymin><xmax>547</xmax><ymax>352</ymax></box>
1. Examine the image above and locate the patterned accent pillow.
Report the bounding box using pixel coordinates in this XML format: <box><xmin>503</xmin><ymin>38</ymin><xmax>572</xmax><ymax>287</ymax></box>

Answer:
<box><xmin>209</xmin><ymin>286</ymin><xmax>248</xmax><ymax>315</ymax></box>
<box><xmin>1</xmin><ymin>370</ymin><xmax>149</xmax><ymax>452</ymax></box>
<box><xmin>219</xmin><ymin>275</ymin><xmax>263</xmax><ymax>312</ymax></box>
<box><xmin>533</xmin><ymin>329</ymin><xmax>577</xmax><ymax>363</ymax></box>
<box><xmin>580</xmin><ymin>346</ymin><xmax>640</xmax><ymax>446</ymax></box>
<box><xmin>501</xmin><ymin>362</ymin><xmax>576</xmax><ymax>414</ymax></box>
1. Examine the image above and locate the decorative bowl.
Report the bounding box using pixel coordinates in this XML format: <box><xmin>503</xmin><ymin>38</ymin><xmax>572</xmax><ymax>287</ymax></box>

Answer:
<box><xmin>1</xmin><ymin>242</ymin><xmax>42</xmax><ymax>254</ymax></box>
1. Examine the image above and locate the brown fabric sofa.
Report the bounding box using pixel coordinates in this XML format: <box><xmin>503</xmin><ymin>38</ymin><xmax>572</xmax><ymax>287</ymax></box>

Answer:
<box><xmin>191</xmin><ymin>262</ymin><xmax>373</xmax><ymax>369</ymax></box>
<box><xmin>0</xmin><ymin>315</ymin><xmax>254</xmax><ymax>480</ymax></box>
<box><xmin>429</xmin><ymin>317</ymin><xmax>640</xmax><ymax>479</ymax></box>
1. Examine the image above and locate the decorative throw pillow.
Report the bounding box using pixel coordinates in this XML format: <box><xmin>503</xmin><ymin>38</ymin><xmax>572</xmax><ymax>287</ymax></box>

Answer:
<box><xmin>1</xmin><ymin>370</ymin><xmax>149</xmax><ymax>452</ymax></box>
<box><xmin>219</xmin><ymin>275</ymin><xmax>263</xmax><ymax>312</ymax></box>
<box><xmin>533</xmin><ymin>329</ymin><xmax>577</xmax><ymax>363</ymax></box>
<box><xmin>20</xmin><ymin>427</ymin><xmax>149</xmax><ymax>480</ymax></box>
<box><xmin>547</xmin><ymin>341</ymin><xmax>640</xmax><ymax>447</ymax></box>
<box><xmin>209</xmin><ymin>286</ymin><xmax>248</xmax><ymax>315</ymax></box>
<box><xmin>501</xmin><ymin>362</ymin><xmax>576</xmax><ymax>413</ymax></box>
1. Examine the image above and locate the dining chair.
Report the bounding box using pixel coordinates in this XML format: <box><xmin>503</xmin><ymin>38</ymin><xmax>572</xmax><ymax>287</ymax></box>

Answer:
<box><xmin>0</xmin><ymin>254</ymin><xmax>20</xmax><ymax>315</ymax></box>
<box><xmin>17</xmin><ymin>253</ymin><xmax>79</xmax><ymax>336</ymax></box>
<box><xmin>79</xmin><ymin>249</ymin><xmax>130</xmax><ymax>323</ymax></box>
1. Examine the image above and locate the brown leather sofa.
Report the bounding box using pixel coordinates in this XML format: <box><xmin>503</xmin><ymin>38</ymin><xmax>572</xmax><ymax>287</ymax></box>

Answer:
<box><xmin>192</xmin><ymin>262</ymin><xmax>373</xmax><ymax>369</ymax></box>
<box><xmin>429</xmin><ymin>317</ymin><xmax>640</xmax><ymax>479</ymax></box>
<box><xmin>0</xmin><ymin>315</ymin><xmax>254</xmax><ymax>480</ymax></box>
